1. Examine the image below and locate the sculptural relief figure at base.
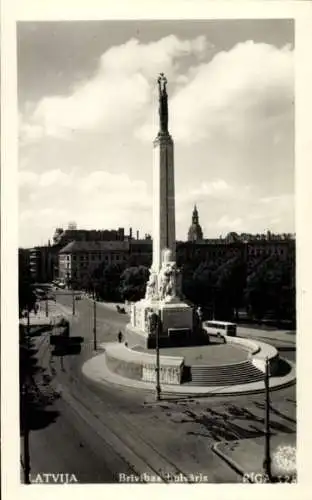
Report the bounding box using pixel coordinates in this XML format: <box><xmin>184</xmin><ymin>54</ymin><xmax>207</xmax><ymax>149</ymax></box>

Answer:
<box><xmin>145</xmin><ymin>269</ymin><xmax>158</xmax><ymax>302</ymax></box>
<box><xmin>157</xmin><ymin>248</ymin><xmax>181</xmax><ymax>303</ymax></box>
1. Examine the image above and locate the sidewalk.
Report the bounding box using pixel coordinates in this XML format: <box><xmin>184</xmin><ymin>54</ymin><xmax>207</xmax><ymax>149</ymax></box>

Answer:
<box><xmin>213</xmin><ymin>432</ymin><xmax>296</xmax><ymax>482</ymax></box>
<box><xmin>83</xmin><ymin>296</ymin><xmax>130</xmax><ymax>314</ymax></box>
<box><xmin>20</xmin><ymin>301</ymin><xmax>74</xmax><ymax>327</ymax></box>
<box><xmin>238</xmin><ymin>326</ymin><xmax>296</xmax><ymax>345</ymax></box>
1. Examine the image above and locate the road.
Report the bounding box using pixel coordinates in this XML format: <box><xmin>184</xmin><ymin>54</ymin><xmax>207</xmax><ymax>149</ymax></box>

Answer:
<box><xmin>23</xmin><ymin>291</ymin><xmax>296</xmax><ymax>484</ymax></box>
<box><xmin>25</xmin><ymin>295</ymin><xmax>144</xmax><ymax>483</ymax></box>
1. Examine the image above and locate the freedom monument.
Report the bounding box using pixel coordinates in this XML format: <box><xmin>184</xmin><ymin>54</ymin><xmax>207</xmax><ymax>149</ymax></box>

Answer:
<box><xmin>127</xmin><ymin>74</ymin><xmax>194</xmax><ymax>348</ymax></box>
<box><xmin>83</xmin><ymin>75</ymin><xmax>292</xmax><ymax>394</ymax></box>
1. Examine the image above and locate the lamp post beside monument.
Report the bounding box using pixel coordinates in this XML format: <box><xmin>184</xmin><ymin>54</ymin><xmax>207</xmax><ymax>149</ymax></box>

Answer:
<box><xmin>93</xmin><ymin>297</ymin><xmax>97</xmax><ymax>351</ymax></box>
<box><xmin>155</xmin><ymin>312</ymin><xmax>161</xmax><ymax>401</ymax></box>
<box><xmin>263</xmin><ymin>357</ymin><xmax>272</xmax><ymax>480</ymax></box>
<box><xmin>72</xmin><ymin>284</ymin><xmax>76</xmax><ymax>316</ymax></box>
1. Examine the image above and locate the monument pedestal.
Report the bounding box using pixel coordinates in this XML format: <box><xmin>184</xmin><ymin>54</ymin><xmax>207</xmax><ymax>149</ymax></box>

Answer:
<box><xmin>126</xmin><ymin>297</ymin><xmax>193</xmax><ymax>349</ymax></box>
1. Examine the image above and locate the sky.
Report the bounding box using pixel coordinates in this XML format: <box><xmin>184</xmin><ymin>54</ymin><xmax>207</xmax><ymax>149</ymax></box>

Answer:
<box><xmin>17</xmin><ymin>19</ymin><xmax>294</xmax><ymax>248</ymax></box>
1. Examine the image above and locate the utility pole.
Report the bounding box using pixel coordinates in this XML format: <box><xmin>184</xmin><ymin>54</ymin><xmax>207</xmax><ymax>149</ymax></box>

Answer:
<box><xmin>72</xmin><ymin>288</ymin><xmax>75</xmax><ymax>316</ymax></box>
<box><xmin>22</xmin><ymin>306</ymin><xmax>31</xmax><ymax>483</ymax></box>
<box><xmin>212</xmin><ymin>287</ymin><xmax>215</xmax><ymax>320</ymax></box>
<box><xmin>263</xmin><ymin>357</ymin><xmax>272</xmax><ymax>481</ymax></box>
<box><xmin>93</xmin><ymin>298</ymin><xmax>97</xmax><ymax>351</ymax></box>
<box><xmin>155</xmin><ymin>314</ymin><xmax>161</xmax><ymax>401</ymax></box>
<box><xmin>45</xmin><ymin>296</ymin><xmax>49</xmax><ymax>317</ymax></box>
<box><xmin>22</xmin><ymin>382</ymin><xmax>31</xmax><ymax>483</ymax></box>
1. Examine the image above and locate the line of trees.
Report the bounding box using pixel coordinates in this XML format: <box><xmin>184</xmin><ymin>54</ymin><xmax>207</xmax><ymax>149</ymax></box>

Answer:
<box><xmin>66</xmin><ymin>253</ymin><xmax>295</xmax><ymax>325</ymax></box>
<box><xmin>19</xmin><ymin>251</ymin><xmax>295</xmax><ymax>326</ymax></box>
<box><xmin>71</xmin><ymin>263</ymin><xmax>149</xmax><ymax>303</ymax></box>
<box><xmin>181</xmin><ymin>253</ymin><xmax>295</xmax><ymax>325</ymax></box>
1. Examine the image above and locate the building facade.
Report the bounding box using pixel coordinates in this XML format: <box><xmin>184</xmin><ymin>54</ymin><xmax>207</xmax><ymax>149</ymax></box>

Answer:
<box><xmin>57</xmin><ymin>233</ymin><xmax>295</xmax><ymax>286</ymax></box>
<box><xmin>29</xmin><ymin>245</ymin><xmax>58</xmax><ymax>283</ymax></box>
<box><xmin>58</xmin><ymin>241</ymin><xmax>130</xmax><ymax>284</ymax></box>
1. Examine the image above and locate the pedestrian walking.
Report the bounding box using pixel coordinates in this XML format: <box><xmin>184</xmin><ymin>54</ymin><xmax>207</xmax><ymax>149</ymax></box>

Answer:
<box><xmin>118</xmin><ymin>331</ymin><xmax>123</xmax><ymax>343</ymax></box>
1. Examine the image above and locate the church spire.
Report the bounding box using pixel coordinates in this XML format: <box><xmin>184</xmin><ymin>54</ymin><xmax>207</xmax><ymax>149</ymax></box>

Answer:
<box><xmin>192</xmin><ymin>204</ymin><xmax>199</xmax><ymax>225</ymax></box>
<box><xmin>188</xmin><ymin>204</ymin><xmax>203</xmax><ymax>242</ymax></box>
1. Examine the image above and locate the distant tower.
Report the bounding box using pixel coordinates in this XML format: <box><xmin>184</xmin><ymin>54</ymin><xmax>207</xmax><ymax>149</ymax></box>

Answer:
<box><xmin>68</xmin><ymin>221</ymin><xmax>77</xmax><ymax>230</ymax></box>
<box><xmin>187</xmin><ymin>204</ymin><xmax>203</xmax><ymax>241</ymax></box>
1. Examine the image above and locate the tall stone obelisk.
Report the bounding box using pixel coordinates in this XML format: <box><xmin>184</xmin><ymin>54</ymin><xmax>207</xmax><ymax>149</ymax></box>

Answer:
<box><xmin>127</xmin><ymin>74</ymin><xmax>193</xmax><ymax>348</ymax></box>
<box><xmin>152</xmin><ymin>73</ymin><xmax>176</xmax><ymax>272</ymax></box>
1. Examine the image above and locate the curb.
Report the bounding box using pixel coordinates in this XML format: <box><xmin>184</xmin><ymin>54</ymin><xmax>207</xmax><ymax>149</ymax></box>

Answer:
<box><xmin>212</xmin><ymin>441</ymin><xmax>246</xmax><ymax>480</ymax></box>
<box><xmin>212</xmin><ymin>436</ymin><xmax>297</xmax><ymax>483</ymax></box>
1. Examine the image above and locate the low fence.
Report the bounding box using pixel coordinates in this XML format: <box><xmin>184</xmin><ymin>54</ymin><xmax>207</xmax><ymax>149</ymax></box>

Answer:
<box><xmin>104</xmin><ymin>342</ymin><xmax>184</xmax><ymax>385</ymax></box>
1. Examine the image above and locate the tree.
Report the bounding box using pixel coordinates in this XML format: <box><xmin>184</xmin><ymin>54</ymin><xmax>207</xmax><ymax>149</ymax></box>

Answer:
<box><xmin>19</xmin><ymin>252</ymin><xmax>36</xmax><ymax>317</ymax></box>
<box><xmin>214</xmin><ymin>256</ymin><xmax>247</xmax><ymax>321</ymax></box>
<box><xmin>79</xmin><ymin>265</ymin><xmax>98</xmax><ymax>294</ymax></box>
<box><xmin>119</xmin><ymin>266</ymin><xmax>149</xmax><ymax>302</ymax></box>
<box><xmin>244</xmin><ymin>255</ymin><xmax>295</xmax><ymax>323</ymax></box>
<box><xmin>94</xmin><ymin>262</ymin><xmax>126</xmax><ymax>302</ymax></box>
<box><xmin>182</xmin><ymin>260</ymin><xmax>218</xmax><ymax>311</ymax></box>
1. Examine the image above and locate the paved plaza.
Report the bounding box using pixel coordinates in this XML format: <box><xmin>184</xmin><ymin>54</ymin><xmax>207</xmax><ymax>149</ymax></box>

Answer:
<box><xmin>133</xmin><ymin>343</ymin><xmax>249</xmax><ymax>366</ymax></box>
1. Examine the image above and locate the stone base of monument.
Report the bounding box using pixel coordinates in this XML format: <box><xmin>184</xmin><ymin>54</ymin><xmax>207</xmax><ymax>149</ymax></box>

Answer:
<box><xmin>126</xmin><ymin>299</ymin><xmax>209</xmax><ymax>349</ymax></box>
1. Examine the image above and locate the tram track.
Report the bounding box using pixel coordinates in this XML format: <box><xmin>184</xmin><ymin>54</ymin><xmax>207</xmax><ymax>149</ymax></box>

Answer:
<box><xmin>34</xmin><ymin>333</ymin><xmax>193</xmax><ymax>483</ymax></box>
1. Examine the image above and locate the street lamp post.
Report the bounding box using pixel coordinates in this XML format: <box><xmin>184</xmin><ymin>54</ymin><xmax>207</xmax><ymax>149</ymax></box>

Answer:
<box><xmin>263</xmin><ymin>357</ymin><xmax>272</xmax><ymax>481</ymax></box>
<box><xmin>155</xmin><ymin>314</ymin><xmax>161</xmax><ymax>401</ymax></box>
<box><xmin>93</xmin><ymin>298</ymin><xmax>97</xmax><ymax>351</ymax></box>
<box><xmin>27</xmin><ymin>305</ymin><xmax>30</xmax><ymax>339</ymax></box>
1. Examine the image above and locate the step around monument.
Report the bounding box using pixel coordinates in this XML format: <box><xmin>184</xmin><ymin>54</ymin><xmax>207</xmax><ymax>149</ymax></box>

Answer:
<box><xmin>82</xmin><ymin>347</ymin><xmax>296</xmax><ymax>397</ymax></box>
<box><xmin>86</xmin><ymin>334</ymin><xmax>295</xmax><ymax>394</ymax></box>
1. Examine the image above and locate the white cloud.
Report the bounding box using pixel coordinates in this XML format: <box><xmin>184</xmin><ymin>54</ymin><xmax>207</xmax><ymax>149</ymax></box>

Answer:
<box><xmin>99</xmin><ymin>35</ymin><xmax>208</xmax><ymax>77</ymax></box>
<box><xmin>20</xmin><ymin>35</ymin><xmax>208</xmax><ymax>144</ymax></box>
<box><xmin>177</xmin><ymin>179</ymin><xmax>252</xmax><ymax>206</ymax></box>
<box><xmin>18</xmin><ymin>168</ymin><xmax>152</xmax><ymax>246</ymax></box>
<box><xmin>18</xmin><ymin>36</ymin><xmax>294</xmax><ymax>247</ymax></box>
<box><xmin>176</xmin><ymin>187</ymin><xmax>294</xmax><ymax>239</ymax></box>
<box><xmin>79</xmin><ymin>170</ymin><xmax>147</xmax><ymax>197</ymax></box>
<box><xmin>19</xmin><ymin>122</ymin><xmax>44</xmax><ymax>145</ymax></box>
<box><xmin>216</xmin><ymin>215</ymin><xmax>243</xmax><ymax>230</ymax></box>
<box><xmin>169</xmin><ymin>41</ymin><xmax>293</xmax><ymax>143</ymax></box>
<box><xmin>39</xmin><ymin>169</ymin><xmax>72</xmax><ymax>188</ymax></box>
<box><xmin>19</xmin><ymin>171</ymin><xmax>39</xmax><ymax>187</ymax></box>
<box><xmin>191</xmin><ymin>179</ymin><xmax>230</xmax><ymax>195</ymax></box>
<box><xmin>19</xmin><ymin>166</ymin><xmax>294</xmax><ymax>246</ymax></box>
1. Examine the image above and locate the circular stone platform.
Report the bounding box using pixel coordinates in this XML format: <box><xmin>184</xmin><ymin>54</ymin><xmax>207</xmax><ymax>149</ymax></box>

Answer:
<box><xmin>132</xmin><ymin>344</ymin><xmax>248</xmax><ymax>366</ymax></box>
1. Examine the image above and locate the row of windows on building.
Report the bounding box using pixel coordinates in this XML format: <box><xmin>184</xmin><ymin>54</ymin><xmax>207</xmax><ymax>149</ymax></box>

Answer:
<box><xmin>60</xmin><ymin>245</ymin><xmax>289</xmax><ymax>265</ymax></box>
<box><xmin>183</xmin><ymin>246</ymin><xmax>287</xmax><ymax>259</ymax></box>
<box><xmin>60</xmin><ymin>253</ymin><xmax>127</xmax><ymax>262</ymax></box>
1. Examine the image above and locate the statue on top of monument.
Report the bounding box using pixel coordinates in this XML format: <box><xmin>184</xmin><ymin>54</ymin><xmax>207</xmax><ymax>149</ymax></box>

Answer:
<box><xmin>157</xmin><ymin>73</ymin><xmax>168</xmax><ymax>134</ymax></box>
